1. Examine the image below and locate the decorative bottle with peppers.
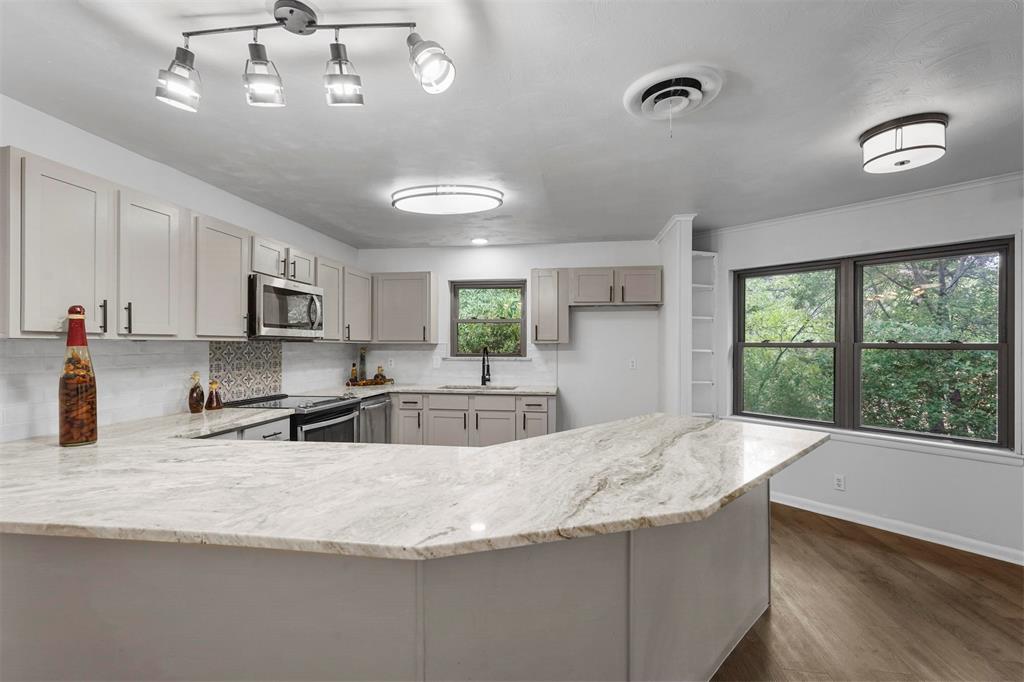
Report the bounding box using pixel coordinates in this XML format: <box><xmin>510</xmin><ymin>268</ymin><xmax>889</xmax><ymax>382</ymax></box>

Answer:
<box><xmin>187</xmin><ymin>372</ymin><xmax>205</xmax><ymax>414</ymax></box>
<box><xmin>59</xmin><ymin>305</ymin><xmax>98</xmax><ymax>447</ymax></box>
<box><xmin>205</xmin><ymin>380</ymin><xmax>223</xmax><ymax>411</ymax></box>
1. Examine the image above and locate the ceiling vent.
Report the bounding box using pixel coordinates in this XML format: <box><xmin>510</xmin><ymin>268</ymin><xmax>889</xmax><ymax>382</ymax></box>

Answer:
<box><xmin>623</xmin><ymin>64</ymin><xmax>723</xmax><ymax>121</ymax></box>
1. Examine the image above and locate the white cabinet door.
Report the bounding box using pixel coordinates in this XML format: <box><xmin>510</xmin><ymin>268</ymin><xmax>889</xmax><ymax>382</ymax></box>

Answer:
<box><xmin>315</xmin><ymin>257</ymin><xmax>343</xmax><ymax>341</ymax></box>
<box><xmin>571</xmin><ymin>268</ymin><xmax>614</xmax><ymax>304</ymax></box>
<box><xmin>617</xmin><ymin>267</ymin><xmax>662</xmax><ymax>304</ymax></box>
<box><xmin>196</xmin><ymin>215</ymin><xmax>250</xmax><ymax>338</ymax></box>
<box><xmin>374</xmin><ymin>272</ymin><xmax>432</xmax><ymax>342</ymax></box>
<box><xmin>427</xmin><ymin>409</ymin><xmax>470</xmax><ymax>446</ymax></box>
<box><xmin>473</xmin><ymin>410</ymin><xmax>517</xmax><ymax>446</ymax></box>
<box><xmin>21</xmin><ymin>155</ymin><xmax>114</xmax><ymax>334</ymax></box>
<box><xmin>251</xmin><ymin>236</ymin><xmax>287</xmax><ymax>278</ymax></box>
<box><xmin>343</xmin><ymin>267</ymin><xmax>372</xmax><ymax>342</ymax></box>
<box><xmin>396</xmin><ymin>410</ymin><xmax>423</xmax><ymax>445</ymax></box>
<box><xmin>517</xmin><ymin>411</ymin><xmax>549</xmax><ymax>440</ymax></box>
<box><xmin>287</xmin><ymin>247</ymin><xmax>315</xmax><ymax>284</ymax></box>
<box><xmin>240</xmin><ymin>418</ymin><xmax>290</xmax><ymax>441</ymax></box>
<box><xmin>531</xmin><ymin>268</ymin><xmax>569</xmax><ymax>343</ymax></box>
<box><xmin>117</xmin><ymin>190</ymin><xmax>180</xmax><ymax>336</ymax></box>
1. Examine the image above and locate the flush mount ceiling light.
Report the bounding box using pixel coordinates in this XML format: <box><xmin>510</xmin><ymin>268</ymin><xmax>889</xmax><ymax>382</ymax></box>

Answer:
<box><xmin>859</xmin><ymin>113</ymin><xmax>949</xmax><ymax>174</ymax></box>
<box><xmin>391</xmin><ymin>186</ymin><xmax>504</xmax><ymax>215</ymax></box>
<box><xmin>471</xmin><ymin>238</ymin><xmax>489</xmax><ymax>246</ymax></box>
<box><xmin>154</xmin><ymin>0</ymin><xmax>454</xmax><ymax>112</ymax></box>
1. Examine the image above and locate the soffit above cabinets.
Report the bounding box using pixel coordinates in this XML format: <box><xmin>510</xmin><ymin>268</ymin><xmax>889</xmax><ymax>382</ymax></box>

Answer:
<box><xmin>0</xmin><ymin>1</ymin><xmax>1020</xmax><ymax>247</ymax></box>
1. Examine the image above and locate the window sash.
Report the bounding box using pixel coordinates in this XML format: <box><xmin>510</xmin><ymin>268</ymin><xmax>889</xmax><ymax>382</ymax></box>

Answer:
<box><xmin>450</xmin><ymin>280</ymin><xmax>527</xmax><ymax>358</ymax></box>
<box><xmin>732</xmin><ymin>238</ymin><xmax>1014</xmax><ymax>449</ymax></box>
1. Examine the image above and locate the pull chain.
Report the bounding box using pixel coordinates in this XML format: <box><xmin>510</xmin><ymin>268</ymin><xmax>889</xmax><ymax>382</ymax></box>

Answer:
<box><xmin>668</xmin><ymin>106</ymin><xmax>674</xmax><ymax>139</ymax></box>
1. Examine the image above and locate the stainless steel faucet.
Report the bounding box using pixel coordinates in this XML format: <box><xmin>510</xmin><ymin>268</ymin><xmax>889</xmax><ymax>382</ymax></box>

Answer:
<box><xmin>481</xmin><ymin>346</ymin><xmax>491</xmax><ymax>386</ymax></box>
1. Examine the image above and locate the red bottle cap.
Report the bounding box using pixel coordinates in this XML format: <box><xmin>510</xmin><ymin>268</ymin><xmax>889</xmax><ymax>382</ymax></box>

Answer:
<box><xmin>66</xmin><ymin>305</ymin><xmax>88</xmax><ymax>346</ymax></box>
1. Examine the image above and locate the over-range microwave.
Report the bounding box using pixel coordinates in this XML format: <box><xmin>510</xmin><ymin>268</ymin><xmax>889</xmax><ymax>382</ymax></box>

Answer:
<box><xmin>247</xmin><ymin>274</ymin><xmax>324</xmax><ymax>340</ymax></box>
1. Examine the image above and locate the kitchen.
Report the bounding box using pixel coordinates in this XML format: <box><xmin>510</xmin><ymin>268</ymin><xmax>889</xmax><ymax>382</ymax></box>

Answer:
<box><xmin>1</xmin><ymin>1</ymin><xmax>1022</xmax><ymax>681</ymax></box>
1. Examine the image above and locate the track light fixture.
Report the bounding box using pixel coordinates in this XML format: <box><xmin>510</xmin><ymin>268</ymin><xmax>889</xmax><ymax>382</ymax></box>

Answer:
<box><xmin>154</xmin><ymin>0</ymin><xmax>454</xmax><ymax>113</ymax></box>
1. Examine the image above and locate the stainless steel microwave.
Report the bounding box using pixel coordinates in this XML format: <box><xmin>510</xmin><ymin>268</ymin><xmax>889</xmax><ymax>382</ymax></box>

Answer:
<box><xmin>247</xmin><ymin>274</ymin><xmax>324</xmax><ymax>340</ymax></box>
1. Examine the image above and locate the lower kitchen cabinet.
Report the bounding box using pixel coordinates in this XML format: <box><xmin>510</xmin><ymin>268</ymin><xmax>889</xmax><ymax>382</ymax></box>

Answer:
<box><xmin>473</xmin><ymin>411</ymin><xmax>518</xmax><ymax>447</ymax></box>
<box><xmin>518</xmin><ymin>411</ymin><xmax>550</xmax><ymax>440</ymax></box>
<box><xmin>427</xmin><ymin>409</ymin><xmax>470</xmax><ymax>447</ymax></box>
<box><xmin>396</xmin><ymin>409</ymin><xmax>424</xmax><ymax>445</ymax></box>
<box><xmin>241</xmin><ymin>418</ymin><xmax>290</xmax><ymax>441</ymax></box>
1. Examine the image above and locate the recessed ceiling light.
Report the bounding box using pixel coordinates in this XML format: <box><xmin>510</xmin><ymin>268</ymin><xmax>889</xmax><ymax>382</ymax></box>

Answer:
<box><xmin>471</xmin><ymin>238</ymin><xmax>489</xmax><ymax>246</ymax></box>
<box><xmin>391</xmin><ymin>185</ymin><xmax>503</xmax><ymax>215</ymax></box>
<box><xmin>859</xmin><ymin>113</ymin><xmax>948</xmax><ymax>174</ymax></box>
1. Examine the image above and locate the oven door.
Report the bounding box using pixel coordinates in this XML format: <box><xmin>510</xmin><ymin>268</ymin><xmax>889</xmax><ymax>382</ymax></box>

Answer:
<box><xmin>296</xmin><ymin>409</ymin><xmax>359</xmax><ymax>442</ymax></box>
<box><xmin>249</xmin><ymin>275</ymin><xmax>324</xmax><ymax>339</ymax></box>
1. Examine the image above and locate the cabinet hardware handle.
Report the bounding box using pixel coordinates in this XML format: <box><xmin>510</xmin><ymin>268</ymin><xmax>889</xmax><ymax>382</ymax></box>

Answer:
<box><xmin>609</xmin><ymin>284</ymin><xmax>613</xmax><ymax>301</ymax></box>
<box><xmin>475</xmin><ymin>413</ymin><xmax>479</xmax><ymax>430</ymax></box>
<box><xmin>345</xmin><ymin>323</ymin><xmax>351</xmax><ymax>340</ymax></box>
<box><xmin>281</xmin><ymin>258</ymin><xmax>287</xmax><ymax>277</ymax></box>
<box><xmin>534</xmin><ymin>324</ymin><xmax>539</xmax><ymax>341</ymax></box>
<box><xmin>262</xmin><ymin>431</ymin><xmax>282</xmax><ymax>439</ymax></box>
<box><xmin>402</xmin><ymin>401</ymin><xmax>417</xmax><ymax>405</ymax></box>
<box><xmin>463</xmin><ymin>413</ymin><xmax>467</xmax><ymax>430</ymax></box>
<box><xmin>99</xmin><ymin>299</ymin><xmax>108</xmax><ymax>333</ymax></box>
<box><xmin>290</xmin><ymin>261</ymin><xmax>296</xmax><ymax>279</ymax></box>
<box><xmin>422</xmin><ymin>326</ymin><xmax>426</xmax><ymax>341</ymax></box>
<box><xmin>124</xmin><ymin>301</ymin><xmax>133</xmax><ymax>334</ymax></box>
<box><xmin>523</xmin><ymin>413</ymin><xmax>526</xmax><ymax>430</ymax></box>
<box><xmin>621</xmin><ymin>285</ymin><xmax>625</xmax><ymax>302</ymax></box>
<box><xmin>526</xmin><ymin>403</ymin><xmax>541</xmax><ymax>407</ymax></box>
<box><xmin>417</xmin><ymin>412</ymin><xmax>421</xmax><ymax>429</ymax></box>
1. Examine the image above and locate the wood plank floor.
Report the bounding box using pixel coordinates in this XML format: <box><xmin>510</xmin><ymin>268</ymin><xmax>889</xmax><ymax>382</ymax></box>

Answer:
<box><xmin>713</xmin><ymin>503</ymin><xmax>1024</xmax><ymax>681</ymax></box>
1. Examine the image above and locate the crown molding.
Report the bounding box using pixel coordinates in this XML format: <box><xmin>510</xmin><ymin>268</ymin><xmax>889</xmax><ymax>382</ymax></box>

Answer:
<box><xmin>653</xmin><ymin>213</ymin><xmax>698</xmax><ymax>244</ymax></box>
<box><xmin>694</xmin><ymin>172</ymin><xmax>1023</xmax><ymax>238</ymax></box>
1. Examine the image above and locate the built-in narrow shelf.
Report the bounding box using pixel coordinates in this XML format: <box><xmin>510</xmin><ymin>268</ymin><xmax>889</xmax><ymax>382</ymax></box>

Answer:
<box><xmin>693</xmin><ymin>283</ymin><xmax>714</xmax><ymax>290</ymax></box>
<box><xmin>692</xmin><ymin>380</ymin><xmax>715</xmax><ymax>385</ymax></box>
<box><xmin>692</xmin><ymin>348</ymin><xmax>714</xmax><ymax>354</ymax></box>
<box><xmin>692</xmin><ymin>315</ymin><xmax>714</xmax><ymax>321</ymax></box>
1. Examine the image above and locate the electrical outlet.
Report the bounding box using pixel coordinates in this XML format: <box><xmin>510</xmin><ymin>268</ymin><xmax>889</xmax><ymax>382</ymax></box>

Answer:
<box><xmin>833</xmin><ymin>474</ymin><xmax>846</xmax><ymax>492</ymax></box>
<box><xmin>628</xmin><ymin>358</ymin><xmax>638</xmax><ymax>370</ymax></box>
<box><xmin>387</xmin><ymin>358</ymin><xmax>395</xmax><ymax>369</ymax></box>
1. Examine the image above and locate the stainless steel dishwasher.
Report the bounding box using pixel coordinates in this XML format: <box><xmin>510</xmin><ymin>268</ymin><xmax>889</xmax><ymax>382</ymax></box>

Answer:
<box><xmin>358</xmin><ymin>395</ymin><xmax>391</xmax><ymax>443</ymax></box>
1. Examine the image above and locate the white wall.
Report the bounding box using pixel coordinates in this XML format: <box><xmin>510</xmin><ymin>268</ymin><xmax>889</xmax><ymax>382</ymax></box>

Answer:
<box><xmin>698</xmin><ymin>173</ymin><xmax>1024</xmax><ymax>562</ymax></box>
<box><xmin>357</xmin><ymin>241</ymin><xmax>663</xmax><ymax>429</ymax></box>
<box><xmin>0</xmin><ymin>95</ymin><xmax>357</xmax><ymax>264</ymax></box>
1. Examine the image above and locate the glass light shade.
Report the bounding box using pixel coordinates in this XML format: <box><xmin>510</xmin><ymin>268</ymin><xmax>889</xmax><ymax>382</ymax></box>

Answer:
<box><xmin>324</xmin><ymin>43</ymin><xmax>364</xmax><ymax>106</ymax></box>
<box><xmin>391</xmin><ymin>185</ymin><xmax>503</xmax><ymax>215</ymax></box>
<box><xmin>407</xmin><ymin>33</ymin><xmax>455</xmax><ymax>94</ymax></box>
<box><xmin>471</xmin><ymin>238</ymin><xmax>489</xmax><ymax>246</ymax></box>
<box><xmin>155</xmin><ymin>47</ymin><xmax>201</xmax><ymax>112</ymax></box>
<box><xmin>243</xmin><ymin>42</ymin><xmax>285</xmax><ymax>107</ymax></box>
<box><xmin>860</xmin><ymin>114</ymin><xmax>948</xmax><ymax>174</ymax></box>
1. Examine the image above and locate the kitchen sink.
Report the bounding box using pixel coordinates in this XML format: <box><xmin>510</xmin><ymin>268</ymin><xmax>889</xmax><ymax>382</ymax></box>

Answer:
<box><xmin>439</xmin><ymin>384</ymin><xmax>518</xmax><ymax>391</ymax></box>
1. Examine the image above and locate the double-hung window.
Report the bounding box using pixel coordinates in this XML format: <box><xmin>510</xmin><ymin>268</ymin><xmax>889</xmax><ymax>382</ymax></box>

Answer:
<box><xmin>734</xmin><ymin>238</ymin><xmax>1014</xmax><ymax>448</ymax></box>
<box><xmin>450</xmin><ymin>280</ymin><xmax>527</xmax><ymax>357</ymax></box>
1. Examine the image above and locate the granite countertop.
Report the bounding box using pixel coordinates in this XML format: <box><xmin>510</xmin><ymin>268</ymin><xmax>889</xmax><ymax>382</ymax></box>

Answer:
<box><xmin>0</xmin><ymin>412</ymin><xmax>827</xmax><ymax>560</ymax></box>
<box><xmin>302</xmin><ymin>384</ymin><xmax>558</xmax><ymax>399</ymax></box>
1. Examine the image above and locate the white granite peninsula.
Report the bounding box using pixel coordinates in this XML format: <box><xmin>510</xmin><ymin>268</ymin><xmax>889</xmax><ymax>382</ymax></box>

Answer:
<box><xmin>0</xmin><ymin>412</ymin><xmax>827</xmax><ymax>681</ymax></box>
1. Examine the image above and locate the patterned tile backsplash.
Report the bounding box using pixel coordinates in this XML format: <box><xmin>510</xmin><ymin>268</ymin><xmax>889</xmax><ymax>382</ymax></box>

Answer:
<box><xmin>209</xmin><ymin>340</ymin><xmax>282</xmax><ymax>401</ymax></box>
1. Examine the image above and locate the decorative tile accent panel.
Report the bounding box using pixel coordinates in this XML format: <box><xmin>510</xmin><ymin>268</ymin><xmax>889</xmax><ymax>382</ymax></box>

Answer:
<box><xmin>209</xmin><ymin>340</ymin><xmax>282</xmax><ymax>401</ymax></box>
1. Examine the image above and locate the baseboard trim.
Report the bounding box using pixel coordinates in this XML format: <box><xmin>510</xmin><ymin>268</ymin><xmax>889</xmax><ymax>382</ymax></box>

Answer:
<box><xmin>770</xmin><ymin>492</ymin><xmax>1024</xmax><ymax>566</ymax></box>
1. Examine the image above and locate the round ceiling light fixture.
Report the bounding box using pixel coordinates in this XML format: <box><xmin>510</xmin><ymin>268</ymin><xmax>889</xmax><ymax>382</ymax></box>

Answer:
<box><xmin>471</xmin><ymin>238</ymin><xmax>489</xmax><ymax>246</ymax></box>
<box><xmin>391</xmin><ymin>185</ymin><xmax>503</xmax><ymax>215</ymax></box>
<box><xmin>623</xmin><ymin>64</ymin><xmax>723</xmax><ymax>121</ymax></box>
<box><xmin>859</xmin><ymin>113</ymin><xmax>949</xmax><ymax>174</ymax></box>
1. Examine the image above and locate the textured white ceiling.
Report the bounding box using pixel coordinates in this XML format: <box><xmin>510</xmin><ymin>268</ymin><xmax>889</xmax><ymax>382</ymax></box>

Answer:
<box><xmin>1</xmin><ymin>0</ymin><xmax>1020</xmax><ymax>248</ymax></box>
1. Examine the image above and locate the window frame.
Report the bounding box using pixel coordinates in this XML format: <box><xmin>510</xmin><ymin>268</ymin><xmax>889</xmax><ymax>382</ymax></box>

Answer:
<box><xmin>733</xmin><ymin>237</ymin><xmax>1014</xmax><ymax>449</ymax></box>
<box><xmin>449</xmin><ymin>279</ymin><xmax>527</xmax><ymax>358</ymax></box>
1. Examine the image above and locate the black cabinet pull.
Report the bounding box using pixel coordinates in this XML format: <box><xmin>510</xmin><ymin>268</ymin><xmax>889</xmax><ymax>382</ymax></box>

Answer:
<box><xmin>523</xmin><ymin>413</ymin><xmax>526</xmax><ymax>430</ymax></box>
<box><xmin>534</xmin><ymin>323</ymin><xmax>539</xmax><ymax>341</ymax></box>
<box><xmin>99</xmin><ymin>299</ymin><xmax>108</xmax><ymax>333</ymax></box>
<box><xmin>475</xmin><ymin>413</ymin><xmax>479</xmax><ymax>430</ymax></box>
<box><xmin>463</xmin><ymin>413</ymin><xmax>467</xmax><ymax>430</ymax></box>
<box><xmin>525</xmin><ymin>403</ymin><xmax>542</xmax><ymax>408</ymax></box>
<box><xmin>417</xmin><ymin>412</ymin><xmax>421</xmax><ymax>429</ymax></box>
<box><xmin>609</xmin><ymin>284</ymin><xmax>613</xmax><ymax>301</ymax></box>
<box><xmin>290</xmin><ymin>261</ymin><xmax>297</xmax><ymax>279</ymax></box>
<box><xmin>280</xmin><ymin>258</ymin><xmax>287</xmax><ymax>277</ymax></box>
<box><xmin>124</xmin><ymin>301</ymin><xmax>133</xmax><ymax>334</ymax></box>
<box><xmin>621</xmin><ymin>285</ymin><xmax>625</xmax><ymax>302</ymax></box>
<box><xmin>262</xmin><ymin>431</ymin><xmax>282</xmax><ymax>439</ymax></box>
<box><xmin>422</xmin><ymin>326</ymin><xmax>426</xmax><ymax>341</ymax></box>
<box><xmin>345</xmin><ymin>323</ymin><xmax>351</xmax><ymax>340</ymax></box>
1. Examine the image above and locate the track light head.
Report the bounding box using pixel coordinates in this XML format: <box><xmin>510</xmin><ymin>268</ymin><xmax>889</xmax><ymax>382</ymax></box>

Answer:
<box><xmin>324</xmin><ymin>42</ymin><xmax>364</xmax><ymax>107</ymax></box>
<box><xmin>407</xmin><ymin>32</ymin><xmax>455</xmax><ymax>94</ymax></box>
<box><xmin>155</xmin><ymin>46</ymin><xmax>202</xmax><ymax>112</ymax></box>
<box><xmin>243</xmin><ymin>41</ymin><xmax>285</xmax><ymax>107</ymax></box>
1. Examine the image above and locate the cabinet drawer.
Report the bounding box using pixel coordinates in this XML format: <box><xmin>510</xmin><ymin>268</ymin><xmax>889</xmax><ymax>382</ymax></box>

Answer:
<box><xmin>428</xmin><ymin>394</ymin><xmax>470</xmax><ymax>410</ymax></box>
<box><xmin>395</xmin><ymin>394</ymin><xmax>423</xmax><ymax>409</ymax></box>
<box><xmin>473</xmin><ymin>395</ymin><xmax>516</xmax><ymax>411</ymax></box>
<box><xmin>241</xmin><ymin>418</ymin><xmax>291</xmax><ymax>441</ymax></box>
<box><xmin>205</xmin><ymin>429</ymin><xmax>239</xmax><ymax>440</ymax></box>
<box><xmin>517</xmin><ymin>396</ymin><xmax>549</xmax><ymax>412</ymax></box>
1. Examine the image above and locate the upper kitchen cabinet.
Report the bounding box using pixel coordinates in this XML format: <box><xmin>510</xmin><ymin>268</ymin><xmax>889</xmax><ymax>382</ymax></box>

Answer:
<box><xmin>196</xmin><ymin>215</ymin><xmax>250</xmax><ymax>338</ymax></box>
<box><xmin>315</xmin><ymin>256</ymin><xmax>343</xmax><ymax>341</ymax></box>
<box><xmin>251</xmin><ymin>236</ymin><xmax>287</xmax><ymax>278</ymax></box>
<box><xmin>251</xmin><ymin>237</ymin><xmax>315</xmax><ymax>285</ymax></box>
<box><xmin>373</xmin><ymin>271</ymin><xmax>437</xmax><ymax>343</ymax></box>
<box><xmin>531</xmin><ymin>268</ymin><xmax>570</xmax><ymax>344</ymax></box>
<box><xmin>616</xmin><ymin>266</ymin><xmax>662</xmax><ymax>304</ymax></box>
<box><xmin>18</xmin><ymin>152</ymin><xmax>115</xmax><ymax>335</ymax></box>
<box><xmin>116</xmin><ymin>190</ymin><xmax>180</xmax><ymax>336</ymax></box>
<box><xmin>570</xmin><ymin>268</ymin><xmax>615</xmax><ymax>304</ymax></box>
<box><xmin>287</xmin><ymin>247</ymin><xmax>315</xmax><ymax>284</ymax></box>
<box><xmin>342</xmin><ymin>267</ymin><xmax>372</xmax><ymax>342</ymax></box>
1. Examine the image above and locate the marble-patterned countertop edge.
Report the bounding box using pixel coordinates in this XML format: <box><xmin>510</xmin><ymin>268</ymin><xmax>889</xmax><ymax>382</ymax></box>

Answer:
<box><xmin>297</xmin><ymin>384</ymin><xmax>558</xmax><ymax>398</ymax></box>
